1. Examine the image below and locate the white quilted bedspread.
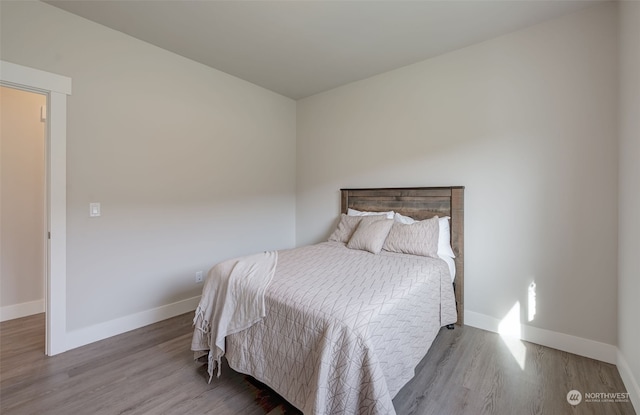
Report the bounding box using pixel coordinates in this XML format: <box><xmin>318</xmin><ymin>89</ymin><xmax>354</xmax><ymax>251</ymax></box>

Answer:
<box><xmin>221</xmin><ymin>242</ymin><xmax>457</xmax><ymax>415</ymax></box>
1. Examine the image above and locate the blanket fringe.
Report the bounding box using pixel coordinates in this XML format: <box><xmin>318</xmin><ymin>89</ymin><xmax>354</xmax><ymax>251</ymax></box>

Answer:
<box><xmin>206</xmin><ymin>350</ymin><xmax>224</xmax><ymax>383</ymax></box>
<box><xmin>195</xmin><ymin>305</ymin><xmax>223</xmax><ymax>382</ymax></box>
<box><xmin>193</xmin><ymin>305</ymin><xmax>211</xmax><ymax>333</ymax></box>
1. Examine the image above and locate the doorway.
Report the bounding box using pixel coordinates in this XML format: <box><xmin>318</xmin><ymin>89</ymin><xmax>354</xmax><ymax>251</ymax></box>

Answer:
<box><xmin>1</xmin><ymin>60</ymin><xmax>71</xmax><ymax>355</ymax></box>
<box><xmin>0</xmin><ymin>86</ymin><xmax>47</xmax><ymax>327</ymax></box>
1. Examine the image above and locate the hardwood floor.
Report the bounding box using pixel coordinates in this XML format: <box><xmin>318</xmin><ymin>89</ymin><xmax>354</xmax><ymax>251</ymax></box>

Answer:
<box><xmin>394</xmin><ymin>326</ymin><xmax>635</xmax><ymax>415</ymax></box>
<box><xmin>0</xmin><ymin>313</ymin><xmax>635</xmax><ymax>415</ymax></box>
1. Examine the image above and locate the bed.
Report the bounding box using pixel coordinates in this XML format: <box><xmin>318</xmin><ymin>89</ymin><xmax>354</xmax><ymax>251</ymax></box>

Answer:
<box><xmin>192</xmin><ymin>186</ymin><xmax>464</xmax><ymax>415</ymax></box>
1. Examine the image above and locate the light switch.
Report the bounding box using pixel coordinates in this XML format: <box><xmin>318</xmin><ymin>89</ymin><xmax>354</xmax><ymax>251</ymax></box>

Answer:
<box><xmin>89</xmin><ymin>202</ymin><xmax>101</xmax><ymax>217</ymax></box>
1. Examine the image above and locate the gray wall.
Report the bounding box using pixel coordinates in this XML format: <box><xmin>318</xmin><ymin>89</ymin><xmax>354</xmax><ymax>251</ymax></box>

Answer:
<box><xmin>296</xmin><ymin>4</ymin><xmax>619</xmax><ymax>346</ymax></box>
<box><xmin>1</xmin><ymin>1</ymin><xmax>297</xmax><ymax>331</ymax></box>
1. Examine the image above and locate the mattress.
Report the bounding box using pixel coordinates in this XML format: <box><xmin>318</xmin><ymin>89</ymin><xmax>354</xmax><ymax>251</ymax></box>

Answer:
<box><xmin>222</xmin><ymin>241</ymin><xmax>457</xmax><ymax>415</ymax></box>
<box><xmin>440</xmin><ymin>254</ymin><xmax>456</xmax><ymax>282</ymax></box>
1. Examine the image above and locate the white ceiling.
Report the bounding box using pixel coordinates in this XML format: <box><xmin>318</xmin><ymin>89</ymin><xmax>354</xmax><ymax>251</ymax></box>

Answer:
<box><xmin>45</xmin><ymin>0</ymin><xmax>601</xmax><ymax>100</ymax></box>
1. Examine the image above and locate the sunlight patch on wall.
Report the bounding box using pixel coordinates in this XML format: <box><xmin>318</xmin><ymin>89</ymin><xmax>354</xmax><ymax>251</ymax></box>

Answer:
<box><xmin>528</xmin><ymin>281</ymin><xmax>537</xmax><ymax>322</ymax></box>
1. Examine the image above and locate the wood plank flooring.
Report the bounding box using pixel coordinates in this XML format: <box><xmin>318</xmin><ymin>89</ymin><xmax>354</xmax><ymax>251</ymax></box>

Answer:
<box><xmin>0</xmin><ymin>313</ymin><xmax>635</xmax><ymax>415</ymax></box>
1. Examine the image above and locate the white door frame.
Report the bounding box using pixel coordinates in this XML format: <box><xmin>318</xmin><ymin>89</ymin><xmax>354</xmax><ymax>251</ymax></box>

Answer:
<box><xmin>1</xmin><ymin>60</ymin><xmax>71</xmax><ymax>355</ymax></box>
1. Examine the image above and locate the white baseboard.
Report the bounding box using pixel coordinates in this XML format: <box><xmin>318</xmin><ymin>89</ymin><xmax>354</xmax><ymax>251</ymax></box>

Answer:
<box><xmin>0</xmin><ymin>299</ymin><xmax>45</xmax><ymax>322</ymax></box>
<box><xmin>65</xmin><ymin>296</ymin><xmax>201</xmax><ymax>352</ymax></box>
<box><xmin>464</xmin><ymin>310</ymin><xmax>617</xmax><ymax>364</ymax></box>
<box><xmin>617</xmin><ymin>350</ymin><xmax>640</xmax><ymax>413</ymax></box>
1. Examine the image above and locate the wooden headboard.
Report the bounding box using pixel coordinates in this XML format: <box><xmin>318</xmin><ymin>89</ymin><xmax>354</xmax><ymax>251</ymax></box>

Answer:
<box><xmin>340</xmin><ymin>186</ymin><xmax>464</xmax><ymax>326</ymax></box>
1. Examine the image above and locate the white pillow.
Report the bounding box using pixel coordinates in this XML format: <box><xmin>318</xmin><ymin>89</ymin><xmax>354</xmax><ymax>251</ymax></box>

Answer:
<box><xmin>437</xmin><ymin>217</ymin><xmax>456</xmax><ymax>258</ymax></box>
<box><xmin>394</xmin><ymin>212</ymin><xmax>456</xmax><ymax>258</ymax></box>
<box><xmin>348</xmin><ymin>208</ymin><xmax>395</xmax><ymax>220</ymax></box>
<box><xmin>393</xmin><ymin>212</ymin><xmax>416</xmax><ymax>225</ymax></box>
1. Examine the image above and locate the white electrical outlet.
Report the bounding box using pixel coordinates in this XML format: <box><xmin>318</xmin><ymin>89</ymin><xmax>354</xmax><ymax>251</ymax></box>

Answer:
<box><xmin>89</xmin><ymin>202</ymin><xmax>101</xmax><ymax>217</ymax></box>
<box><xmin>195</xmin><ymin>271</ymin><xmax>204</xmax><ymax>283</ymax></box>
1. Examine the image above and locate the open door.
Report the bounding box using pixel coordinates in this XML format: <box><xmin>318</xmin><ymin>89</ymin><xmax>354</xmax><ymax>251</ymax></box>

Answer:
<box><xmin>1</xmin><ymin>60</ymin><xmax>71</xmax><ymax>355</ymax></box>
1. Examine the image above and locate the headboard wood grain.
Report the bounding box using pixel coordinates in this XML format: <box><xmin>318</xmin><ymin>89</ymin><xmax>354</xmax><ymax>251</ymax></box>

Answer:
<box><xmin>340</xmin><ymin>186</ymin><xmax>464</xmax><ymax>326</ymax></box>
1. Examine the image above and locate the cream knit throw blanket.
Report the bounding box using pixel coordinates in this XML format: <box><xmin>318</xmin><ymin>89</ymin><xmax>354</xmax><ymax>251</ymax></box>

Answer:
<box><xmin>191</xmin><ymin>251</ymin><xmax>277</xmax><ymax>381</ymax></box>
